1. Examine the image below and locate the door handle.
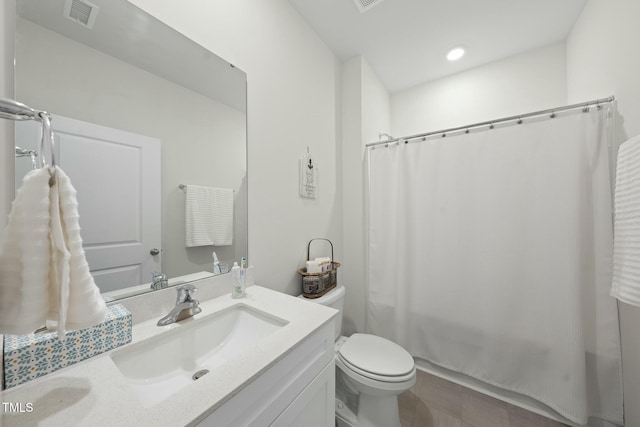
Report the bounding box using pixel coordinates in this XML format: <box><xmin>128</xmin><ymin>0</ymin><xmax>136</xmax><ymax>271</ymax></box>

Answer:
<box><xmin>150</xmin><ymin>248</ymin><xmax>160</xmax><ymax>256</ymax></box>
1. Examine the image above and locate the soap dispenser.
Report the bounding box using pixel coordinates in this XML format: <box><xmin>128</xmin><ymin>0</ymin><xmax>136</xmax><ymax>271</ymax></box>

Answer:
<box><xmin>231</xmin><ymin>261</ymin><xmax>245</xmax><ymax>298</ymax></box>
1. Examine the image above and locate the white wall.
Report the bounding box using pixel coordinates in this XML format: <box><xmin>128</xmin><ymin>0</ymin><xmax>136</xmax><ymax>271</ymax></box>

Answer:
<box><xmin>15</xmin><ymin>18</ymin><xmax>247</xmax><ymax>282</ymax></box>
<box><xmin>359</xmin><ymin>59</ymin><xmax>390</xmax><ymax>332</ymax></box>
<box><xmin>341</xmin><ymin>56</ymin><xmax>390</xmax><ymax>334</ymax></box>
<box><xmin>567</xmin><ymin>0</ymin><xmax>640</xmax><ymax>138</ymax></box>
<box><xmin>128</xmin><ymin>0</ymin><xmax>342</xmax><ymax>296</ymax></box>
<box><xmin>391</xmin><ymin>43</ymin><xmax>567</xmax><ymax>137</ymax></box>
<box><xmin>341</xmin><ymin>58</ymin><xmax>363</xmax><ymax>334</ymax></box>
<box><xmin>361</xmin><ymin>61</ymin><xmax>391</xmax><ymax>146</ymax></box>
<box><xmin>567</xmin><ymin>1</ymin><xmax>640</xmax><ymax>425</ymax></box>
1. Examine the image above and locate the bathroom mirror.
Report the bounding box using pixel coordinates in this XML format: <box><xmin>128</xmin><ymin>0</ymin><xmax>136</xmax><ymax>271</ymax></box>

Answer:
<box><xmin>13</xmin><ymin>0</ymin><xmax>248</xmax><ymax>301</ymax></box>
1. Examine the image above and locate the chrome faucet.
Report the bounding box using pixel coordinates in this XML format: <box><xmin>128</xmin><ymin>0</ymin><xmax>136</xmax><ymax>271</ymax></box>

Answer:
<box><xmin>157</xmin><ymin>284</ymin><xmax>202</xmax><ymax>326</ymax></box>
<box><xmin>151</xmin><ymin>272</ymin><xmax>169</xmax><ymax>290</ymax></box>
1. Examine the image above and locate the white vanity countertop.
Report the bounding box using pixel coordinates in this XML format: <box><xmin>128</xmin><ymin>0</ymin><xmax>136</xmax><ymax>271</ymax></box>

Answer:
<box><xmin>0</xmin><ymin>286</ymin><xmax>337</xmax><ymax>427</ymax></box>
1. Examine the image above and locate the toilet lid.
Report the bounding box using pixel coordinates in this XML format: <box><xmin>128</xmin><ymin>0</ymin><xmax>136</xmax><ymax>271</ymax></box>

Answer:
<box><xmin>338</xmin><ymin>333</ymin><xmax>414</xmax><ymax>378</ymax></box>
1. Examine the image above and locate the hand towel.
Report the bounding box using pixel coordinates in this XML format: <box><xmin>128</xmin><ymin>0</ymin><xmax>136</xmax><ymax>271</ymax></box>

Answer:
<box><xmin>52</xmin><ymin>168</ymin><xmax>107</xmax><ymax>332</ymax></box>
<box><xmin>0</xmin><ymin>168</ymin><xmax>52</xmax><ymax>334</ymax></box>
<box><xmin>611</xmin><ymin>135</ymin><xmax>640</xmax><ymax>306</ymax></box>
<box><xmin>185</xmin><ymin>185</ymin><xmax>233</xmax><ymax>247</ymax></box>
<box><xmin>0</xmin><ymin>167</ymin><xmax>107</xmax><ymax>337</ymax></box>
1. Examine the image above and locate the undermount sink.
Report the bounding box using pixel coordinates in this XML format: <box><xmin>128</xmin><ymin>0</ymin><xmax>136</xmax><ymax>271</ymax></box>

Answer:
<box><xmin>110</xmin><ymin>303</ymin><xmax>288</xmax><ymax>407</ymax></box>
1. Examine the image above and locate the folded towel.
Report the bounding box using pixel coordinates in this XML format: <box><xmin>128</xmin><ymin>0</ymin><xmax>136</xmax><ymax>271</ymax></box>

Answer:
<box><xmin>185</xmin><ymin>185</ymin><xmax>234</xmax><ymax>247</ymax></box>
<box><xmin>0</xmin><ymin>167</ymin><xmax>107</xmax><ymax>337</ymax></box>
<box><xmin>611</xmin><ymin>135</ymin><xmax>640</xmax><ymax>307</ymax></box>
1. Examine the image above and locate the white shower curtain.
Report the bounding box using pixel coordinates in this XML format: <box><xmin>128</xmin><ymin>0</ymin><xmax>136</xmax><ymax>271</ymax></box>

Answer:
<box><xmin>367</xmin><ymin>108</ymin><xmax>623</xmax><ymax>425</ymax></box>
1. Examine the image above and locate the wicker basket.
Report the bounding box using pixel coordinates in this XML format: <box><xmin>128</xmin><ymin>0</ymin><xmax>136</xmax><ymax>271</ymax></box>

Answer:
<box><xmin>298</xmin><ymin>238</ymin><xmax>340</xmax><ymax>298</ymax></box>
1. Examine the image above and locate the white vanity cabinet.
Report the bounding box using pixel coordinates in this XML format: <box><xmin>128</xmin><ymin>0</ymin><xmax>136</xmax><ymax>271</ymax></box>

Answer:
<box><xmin>270</xmin><ymin>362</ymin><xmax>335</xmax><ymax>427</ymax></box>
<box><xmin>195</xmin><ymin>318</ymin><xmax>336</xmax><ymax>427</ymax></box>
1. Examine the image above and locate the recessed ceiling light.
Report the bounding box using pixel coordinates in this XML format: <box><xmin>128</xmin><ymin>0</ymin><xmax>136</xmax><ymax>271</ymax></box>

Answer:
<box><xmin>447</xmin><ymin>47</ymin><xmax>465</xmax><ymax>61</ymax></box>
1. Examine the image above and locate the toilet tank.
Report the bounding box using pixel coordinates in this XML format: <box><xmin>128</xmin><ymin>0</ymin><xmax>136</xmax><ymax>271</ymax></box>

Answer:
<box><xmin>299</xmin><ymin>285</ymin><xmax>345</xmax><ymax>340</ymax></box>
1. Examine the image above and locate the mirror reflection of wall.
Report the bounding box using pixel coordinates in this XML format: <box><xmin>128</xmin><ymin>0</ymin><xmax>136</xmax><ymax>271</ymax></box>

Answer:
<box><xmin>14</xmin><ymin>0</ymin><xmax>248</xmax><ymax>301</ymax></box>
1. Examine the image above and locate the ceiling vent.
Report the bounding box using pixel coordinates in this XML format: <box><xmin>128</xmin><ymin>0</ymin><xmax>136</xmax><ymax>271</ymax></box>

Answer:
<box><xmin>352</xmin><ymin>0</ymin><xmax>388</xmax><ymax>13</ymax></box>
<box><xmin>63</xmin><ymin>0</ymin><xmax>99</xmax><ymax>29</ymax></box>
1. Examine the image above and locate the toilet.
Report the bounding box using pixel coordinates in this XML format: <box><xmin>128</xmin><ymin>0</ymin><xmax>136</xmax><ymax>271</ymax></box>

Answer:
<box><xmin>300</xmin><ymin>285</ymin><xmax>416</xmax><ymax>427</ymax></box>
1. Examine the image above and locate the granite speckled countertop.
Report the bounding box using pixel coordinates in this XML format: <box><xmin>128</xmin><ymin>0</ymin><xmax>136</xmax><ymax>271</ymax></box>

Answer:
<box><xmin>0</xmin><ymin>286</ymin><xmax>337</xmax><ymax>426</ymax></box>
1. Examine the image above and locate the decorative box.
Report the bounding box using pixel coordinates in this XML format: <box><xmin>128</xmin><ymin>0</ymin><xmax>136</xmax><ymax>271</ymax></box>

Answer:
<box><xmin>3</xmin><ymin>304</ymin><xmax>132</xmax><ymax>389</ymax></box>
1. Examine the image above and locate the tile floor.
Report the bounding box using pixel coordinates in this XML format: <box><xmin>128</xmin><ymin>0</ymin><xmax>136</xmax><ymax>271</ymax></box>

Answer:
<box><xmin>398</xmin><ymin>370</ymin><xmax>570</xmax><ymax>427</ymax></box>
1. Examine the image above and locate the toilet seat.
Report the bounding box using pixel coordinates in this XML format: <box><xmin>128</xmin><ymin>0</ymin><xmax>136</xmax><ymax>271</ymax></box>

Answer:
<box><xmin>338</xmin><ymin>333</ymin><xmax>415</xmax><ymax>383</ymax></box>
<box><xmin>337</xmin><ymin>354</ymin><xmax>416</xmax><ymax>383</ymax></box>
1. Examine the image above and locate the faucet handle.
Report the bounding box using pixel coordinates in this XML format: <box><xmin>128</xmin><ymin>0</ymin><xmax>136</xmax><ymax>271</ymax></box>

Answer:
<box><xmin>150</xmin><ymin>271</ymin><xmax>169</xmax><ymax>290</ymax></box>
<box><xmin>152</xmin><ymin>271</ymin><xmax>166</xmax><ymax>280</ymax></box>
<box><xmin>176</xmin><ymin>284</ymin><xmax>198</xmax><ymax>303</ymax></box>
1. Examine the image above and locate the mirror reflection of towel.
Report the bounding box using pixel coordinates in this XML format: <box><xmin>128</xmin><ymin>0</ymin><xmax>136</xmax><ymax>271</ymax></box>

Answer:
<box><xmin>0</xmin><ymin>167</ymin><xmax>107</xmax><ymax>337</ymax></box>
<box><xmin>185</xmin><ymin>185</ymin><xmax>233</xmax><ymax>247</ymax></box>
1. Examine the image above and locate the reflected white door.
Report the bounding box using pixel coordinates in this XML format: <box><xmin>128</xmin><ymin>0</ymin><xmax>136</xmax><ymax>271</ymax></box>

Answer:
<box><xmin>15</xmin><ymin>115</ymin><xmax>161</xmax><ymax>293</ymax></box>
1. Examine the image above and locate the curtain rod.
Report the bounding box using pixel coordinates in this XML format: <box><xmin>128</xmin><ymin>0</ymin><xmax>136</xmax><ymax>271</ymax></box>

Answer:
<box><xmin>178</xmin><ymin>184</ymin><xmax>235</xmax><ymax>192</ymax></box>
<box><xmin>366</xmin><ymin>95</ymin><xmax>615</xmax><ymax>148</ymax></box>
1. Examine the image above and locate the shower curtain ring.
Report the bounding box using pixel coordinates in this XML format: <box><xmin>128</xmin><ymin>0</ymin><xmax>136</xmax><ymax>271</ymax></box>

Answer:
<box><xmin>442</xmin><ymin>133</ymin><xmax>446</xmax><ymax>138</ymax></box>
<box><xmin>517</xmin><ymin>117</ymin><xmax>523</xmax><ymax>124</ymax></box>
<box><xmin>465</xmin><ymin>129</ymin><xmax>470</xmax><ymax>134</ymax></box>
<box><xmin>550</xmin><ymin>111</ymin><xmax>556</xmax><ymax>118</ymax></box>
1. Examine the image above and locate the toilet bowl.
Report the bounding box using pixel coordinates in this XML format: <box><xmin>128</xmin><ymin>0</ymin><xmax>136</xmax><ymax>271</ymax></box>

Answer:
<box><xmin>299</xmin><ymin>286</ymin><xmax>416</xmax><ymax>427</ymax></box>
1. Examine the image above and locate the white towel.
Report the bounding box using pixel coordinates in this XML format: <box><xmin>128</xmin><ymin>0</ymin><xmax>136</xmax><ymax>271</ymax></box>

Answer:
<box><xmin>0</xmin><ymin>167</ymin><xmax>107</xmax><ymax>337</ymax></box>
<box><xmin>611</xmin><ymin>135</ymin><xmax>640</xmax><ymax>306</ymax></box>
<box><xmin>185</xmin><ymin>185</ymin><xmax>233</xmax><ymax>247</ymax></box>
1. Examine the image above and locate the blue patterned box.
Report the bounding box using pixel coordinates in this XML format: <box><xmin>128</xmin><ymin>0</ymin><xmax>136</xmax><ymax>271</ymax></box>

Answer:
<box><xmin>3</xmin><ymin>304</ymin><xmax>132</xmax><ymax>389</ymax></box>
